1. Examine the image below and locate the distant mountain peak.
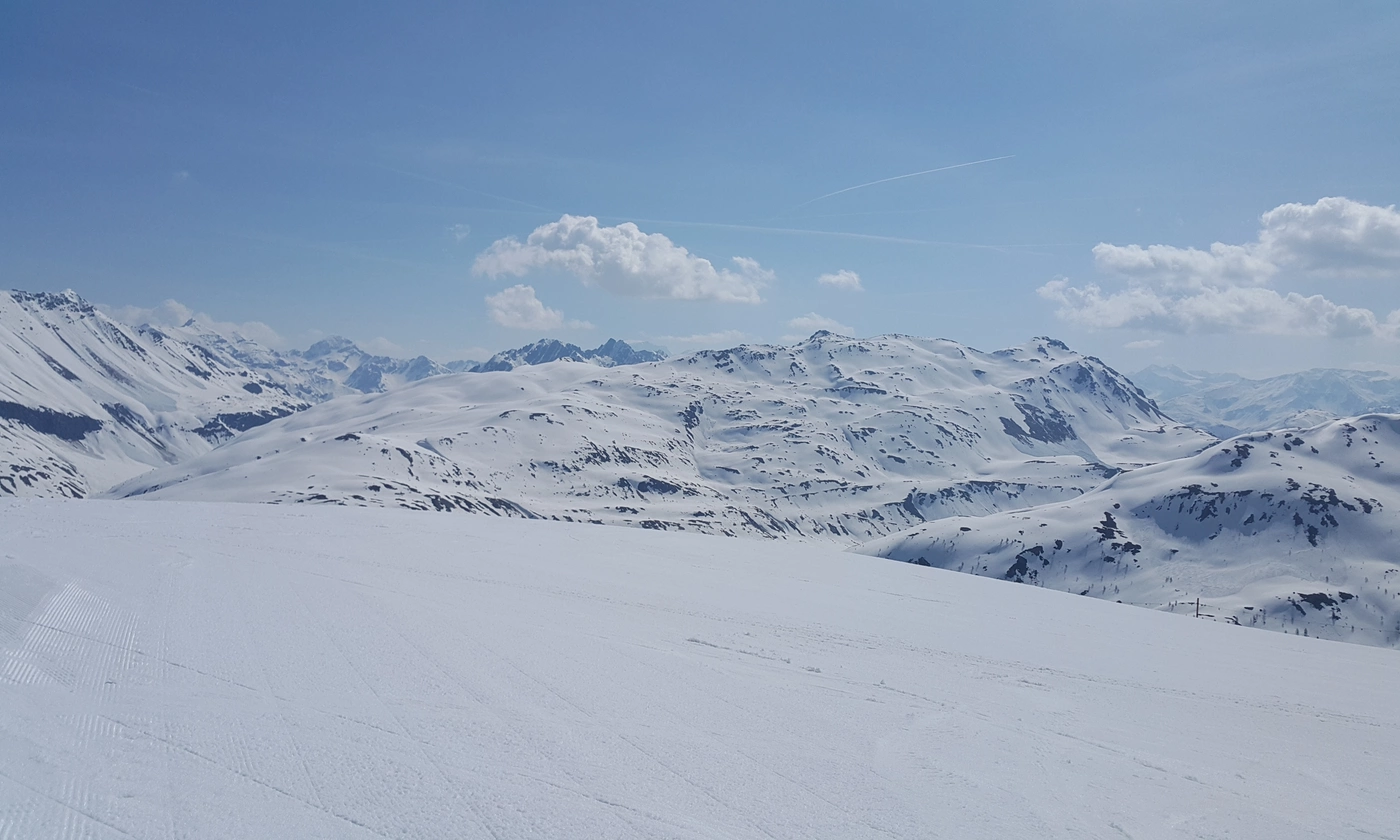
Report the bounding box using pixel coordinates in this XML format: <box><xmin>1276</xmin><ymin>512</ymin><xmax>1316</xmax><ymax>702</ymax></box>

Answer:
<box><xmin>303</xmin><ymin>336</ymin><xmax>361</xmax><ymax>359</ymax></box>
<box><xmin>473</xmin><ymin>337</ymin><xmax>665</xmax><ymax>373</ymax></box>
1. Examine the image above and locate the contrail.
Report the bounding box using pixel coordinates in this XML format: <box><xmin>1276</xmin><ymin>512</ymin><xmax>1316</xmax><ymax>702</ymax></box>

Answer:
<box><xmin>791</xmin><ymin>155</ymin><xmax>1014</xmax><ymax>210</ymax></box>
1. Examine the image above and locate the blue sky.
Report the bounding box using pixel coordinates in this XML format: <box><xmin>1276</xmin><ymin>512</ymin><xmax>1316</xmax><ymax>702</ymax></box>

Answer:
<box><xmin>3</xmin><ymin>2</ymin><xmax>1398</xmax><ymax>374</ymax></box>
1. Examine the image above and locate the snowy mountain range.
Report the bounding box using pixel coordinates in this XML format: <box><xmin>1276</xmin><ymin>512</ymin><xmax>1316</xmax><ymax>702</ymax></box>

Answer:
<box><xmin>1134</xmin><ymin>364</ymin><xmax>1400</xmax><ymax>437</ymax></box>
<box><xmin>110</xmin><ymin>332</ymin><xmax>1213</xmax><ymax>542</ymax></box>
<box><xmin>0</xmin><ymin>291</ymin><xmax>324</xmax><ymax>496</ymax></box>
<box><xmin>9</xmin><ymin>287</ymin><xmax>1400</xmax><ymax>648</ymax></box>
<box><xmin>0</xmin><ymin>289</ymin><xmax>664</xmax><ymax>497</ymax></box>
<box><xmin>473</xmin><ymin>337</ymin><xmax>666</xmax><ymax>371</ymax></box>
<box><xmin>859</xmin><ymin>415</ymin><xmax>1400</xmax><ymax>646</ymax></box>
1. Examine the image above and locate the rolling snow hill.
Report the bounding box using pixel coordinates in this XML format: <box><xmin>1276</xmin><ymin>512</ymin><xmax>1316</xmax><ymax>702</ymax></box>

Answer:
<box><xmin>1134</xmin><ymin>364</ymin><xmax>1400</xmax><ymax>437</ymax></box>
<box><xmin>859</xmin><ymin>415</ymin><xmax>1400</xmax><ymax>647</ymax></box>
<box><xmin>1</xmin><ymin>500</ymin><xmax>1395</xmax><ymax>838</ymax></box>
<box><xmin>110</xmin><ymin>333</ymin><xmax>1214</xmax><ymax>542</ymax></box>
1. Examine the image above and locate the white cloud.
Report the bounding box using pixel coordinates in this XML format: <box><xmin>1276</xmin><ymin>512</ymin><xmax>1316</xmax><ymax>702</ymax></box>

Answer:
<box><xmin>784</xmin><ymin>312</ymin><xmax>854</xmax><ymax>342</ymax></box>
<box><xmin>472</xmin><ymin>215</ymin><xmax>769</xmax><ymax>304</ymax></box>
<box><xmin>484</xmin><ymin>285</ymin><xmax>592</xmax><ymax>331</ymax></box>
<box><xmin>817</xmin><ymin>269</ymin><xmax>864</xmax><ymax>291</ymax></box>
<box><xmin>1257</xmin><ymin>197</ymin><xmax>1400</xmax><ymax>277</ymax></box>
<box><xmin>1123</xmin><ymin>339</ymin><xmax>1163</xmax><ymax>349</ymax></box>
<box><xmin>99</xmin><ymin>299</ymin><xmax>287</xmax><ymax>349</ymax></box>
<box><xmin>450</xmin><ymin>223</ymin><xmax>471</xmax><ymax>242</ymax></box>
<box><xmin>1040</xmin><ymin>197</ymin><xmax>1400</xmax><ymax>340</ymax></box>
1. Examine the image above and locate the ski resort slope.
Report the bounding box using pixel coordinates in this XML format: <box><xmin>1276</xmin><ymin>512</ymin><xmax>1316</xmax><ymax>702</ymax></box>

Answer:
<box><xmin>2</xmin><ymin>501</ymin><xmax>1396</xmax><ymax>839</ymax></box>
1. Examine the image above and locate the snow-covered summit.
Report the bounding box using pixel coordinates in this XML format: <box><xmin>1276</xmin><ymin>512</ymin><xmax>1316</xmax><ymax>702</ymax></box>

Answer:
<box><xmin>859</xmin><ymin>414</ymin><xmax>1400</xmax><ymax>647</ymax></box>
<box><xmin>472</xmin><ymin>337</ymin><xmax>665</xmax><ymax>372</ymax></box>
<box><xmin>111</xmin><ymin>331</ymin><xmax>1214</xmax><ymax>541</ymax></box>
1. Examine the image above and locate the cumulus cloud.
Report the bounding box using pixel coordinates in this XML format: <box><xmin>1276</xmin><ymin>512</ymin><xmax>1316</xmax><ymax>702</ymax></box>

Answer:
<box><xmin>784</xmin><ymin>312</ymin><xmax>854</xmax><ymax>342</ymax></box>
<box><xmin>817</xmin><ymin>269</ymin><xmax>864</xmax><ymax>291</ymax></box>
<box><xmin>484</xmin><ymin>284</ymin><xmax>592</xmax><ymax>331</ymax></box>
<box><xmin>450</xmin><ymin>223</ymin><xmax>471</xmax><ymax>242</ymax></box>
<box><xmin>472</xmin><ymin>215</ymin><xmax>769</xmax><ymax>304</ymax></box>
<box><xmin>1040</xmin><ymin>197</ymin><xmax>1400</xmax><ymax>340</ymax></box>
<box><xmin>99</xmin><ymin>299</ymin><xmax>287</xmax><ymax>348</ymax></box>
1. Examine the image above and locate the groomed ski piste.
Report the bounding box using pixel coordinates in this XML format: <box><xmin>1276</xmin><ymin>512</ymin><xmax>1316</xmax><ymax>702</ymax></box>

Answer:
<box><xmin>2</xmin><ymin>500</ymin><xmax>1396</xmax><ymax>838</ymax></box>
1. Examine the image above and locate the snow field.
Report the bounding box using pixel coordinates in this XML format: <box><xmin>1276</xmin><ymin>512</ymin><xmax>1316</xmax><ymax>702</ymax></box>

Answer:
<box><xmin>1</xmin><ymin>500</ymin><xmax>1397</xmax><ymax>838</ymax></box>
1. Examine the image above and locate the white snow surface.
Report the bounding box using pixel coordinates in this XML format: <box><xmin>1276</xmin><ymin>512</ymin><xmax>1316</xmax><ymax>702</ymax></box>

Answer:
<box><xmin>109</xmin><ymin>333</ymin><xmax>1214</xmax><ymax>543</ymax></box>
<box><xmin>860</xmin><ymin>415</ymin><xmax>1400</xmax><ymax>647</ymax></box>
<box><xmin>1</xmin><ymin>500</ymin><xmax>1396</xmax><ymax>838</ymax></box>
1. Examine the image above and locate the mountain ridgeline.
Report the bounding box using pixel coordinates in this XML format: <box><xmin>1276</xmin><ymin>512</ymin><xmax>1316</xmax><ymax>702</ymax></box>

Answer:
<box><xmin>111</xmin><ymin>332</ymin><xmax>1213</xmax><ymax>543</ymax></box>
<box><xmin>7</xmin><ymin>287</ymin><xmax>1400</xmax><ymax>647</ymax></box>
<box><xmin>0</xmin><ymin>289</ymin><xmax>663</xmax><ymax>497</ymax></box>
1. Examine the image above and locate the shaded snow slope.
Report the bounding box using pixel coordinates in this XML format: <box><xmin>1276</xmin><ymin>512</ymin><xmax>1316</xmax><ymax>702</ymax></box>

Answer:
<box><xmin>1</xmin><ymin>501</ymin><xmax>1395</xmax><ymax>838</ymax></box>
<box><xmin>0</xmin><ymin>291</ymin><xmax>326</xmax><ymax>497</ymax></box>
<box><xmin>859</xmin><ymin>415</ymin><xmax>1400</xmax><ymax>647</ymax></box>
<box><xmin>110</xmin><ymin>333</ymin><xmax>1213</xmax><ymax>542</ymax></box>
<box><xmin>1135</xmin><ymin>364</ymin><xmax>1400</xmax><ymax>437</ymax></box>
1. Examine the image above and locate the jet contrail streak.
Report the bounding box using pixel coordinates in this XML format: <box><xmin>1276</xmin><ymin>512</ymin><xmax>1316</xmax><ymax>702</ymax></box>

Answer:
<box><xmin>793</xmin><ymin>155</ymin><xmax>1015</xmax><ymax>209</ymax></box>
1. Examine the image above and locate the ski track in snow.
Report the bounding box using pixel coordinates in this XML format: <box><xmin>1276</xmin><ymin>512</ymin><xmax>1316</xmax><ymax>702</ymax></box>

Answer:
<box><xmin>1</xmin><ymin>499</ymin><xmax>1396</xmax><ymax>839</ymax></box>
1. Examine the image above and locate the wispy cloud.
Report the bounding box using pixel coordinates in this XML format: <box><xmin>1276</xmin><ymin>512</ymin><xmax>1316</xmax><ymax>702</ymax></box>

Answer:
<box><xmin>784</xmin><ymin>312</ymin><xmax>854</xmax><ymax>341</ymax></box>
<box><xmin>361</xmin><ymin>336</ymin><xmax>408</xmax><ymax>356</ymax></box>
<box><xmin>99</xmin><ymin>299</ymin><xmax>287</xmax><ymax>349</ymax></box>
<box><xmin>817</xmin><ymin>270</ymin><xmax>864</xmax><ymax>291</ymax></box>
<box><xmin>790</xmin><ymin>155</ymin><xmax>1014</xmax><ymax>210</ymax></box>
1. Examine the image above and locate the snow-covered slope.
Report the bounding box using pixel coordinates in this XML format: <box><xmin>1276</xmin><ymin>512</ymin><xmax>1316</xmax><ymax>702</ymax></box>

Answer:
<box><xmin>859</xmin><ymin>415</ymin><xmax>1400</xmax><ymax>647</ymax></box>
<box><xmin>1</xmin><ymin>500</ymin><xmax>1395</xmax><ymax>838</ymax></box>
<box><xmin>0</xmin><ymin>291</ymin><xmax>327</xmax><ymax>496</ymax></box>
<box><xmin>1135</xmin><ymin>364</ymin><xmax>1400</xmax><ymax>437</ymax></box>
<box><xmin>110</xmin><ymin>333</ymin><xmax>1214</xmax><ymax>541</ymax></box>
